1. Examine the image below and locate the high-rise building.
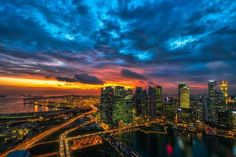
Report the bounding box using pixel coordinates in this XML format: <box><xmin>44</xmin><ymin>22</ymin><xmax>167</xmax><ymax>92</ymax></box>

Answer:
<box><xmin>114</xmin><ymin>86</ymin><xmax>125</xmax><ymax>100</ymax></box>
<box><xmin>101</xmin><ymin>86</ymin><xmax>114</xmax><ymax>125</ymax></box>
<box><xmin>232</xmin><ymin>110</ymin><xmax>236</xmax><ymax>130</ymax></box>
<box><xmin>207</xmin><ymin>80</ymin><xmax>217</xmax><ymax>124</ymax></box>
<box><xmin>156</xmin><ymin>86</ymin><xmax>163</xmax><ymax>117</ymax></box>
<box><xmin>177</xmin><ymin>83</ymin><xmax>191</xmax><ymax>123</ymax></box>
<box><xmin>113</xmin><ymin>87</ymin><xmax>133</xmax><ymax>126</ymax></box>
<box><xmin>219</xmin><ymin>80</ymin><xmax>229</xmax><ymax>104</ymax></box>
<box><xmin>208</xmin><ymin>80</ymin><xmax>217</xmax><ymax>101</ymax></box>
<box><xmin>219</xmin><ymin>80</ymin><xmax>228</xmax><ymax>98</ymax></box>
<box><xmin>202</xmin><ymin>96</ymin><xmax>208</xmax><ymax>122</ymax></box>
<box><xmin>134</xmin><ymin>87</ymin><xmax>143</xmax><ymax>116</ymax></box>
<box><xmin>141</xmin><ymin>90</ymin><xmax>148</xmax><ymax>116</ymax></box>
<box><xmin>164</xmin><ymin>96</ymin><xmax>178</xmax><ymax>122</ymax></box>
<box><xmin>123</xmin><ymin>88</ymin><xmax>133</xmax><ymax>123</ymax></box>
<box><xmin>217</xmin><ymin>110</ymin><xmax>232</xmax><ymax>129</ymax></box>
<box><xmin>178</xmin><ymin>83</ymin><xmax>190</xmax><ymax>109</ymax></box>
<box><xmin>191</xmin><ymin>99</ymin><xmax>204</xmax><ymax>122</ymax></box>
<box><xmin>101</xmin><ymin>86</ymin><xmax>134</xmax><ymax>127</ymax></box>
<box><xmin>134</xmin><ymin>87</ymin><xmax>148</xmax><ymax>117</ymax></box>
<box><xmin>148</xmin><ymin>87</ymin><xmax>157</xmax><ymax>118</ymax></box>
<box><xmin>207</xmin><ymin>80</ymin><xmax>229</xmax><ymax>125</ymax></box>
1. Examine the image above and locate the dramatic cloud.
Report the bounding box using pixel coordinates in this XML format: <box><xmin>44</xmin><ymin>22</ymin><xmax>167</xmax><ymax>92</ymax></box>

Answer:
<box><xmin>74</xmin><ymin>73</ymin><xmax>104</xmax><ymax>85</ymax></box>
<box><xmin>0</xmin><ymin>0</ymin><xmax>236</xmax><ymax>92</ymax></box>
<box><xmin>54</xmin><ymin>76</ymin><xmax>76</xmax><ymax>83</ymax></box>
<box><xmin>54</xmin><ymin>73</ymin><xmax>104</xmax><ymax>85</ymax></box>
<box><xmin>121</xmin><ymin>69</ymin><xmax>146</xmax><ymax>80</ymax></box>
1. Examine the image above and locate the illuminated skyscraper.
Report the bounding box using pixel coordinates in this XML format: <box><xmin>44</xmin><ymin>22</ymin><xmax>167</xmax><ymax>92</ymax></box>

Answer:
<box><xmin>123</xmin><ymin>88</ymin><xmax>133</xmax><ymax>123</ymax></box>
<box><xmin>178</xmin><ymin>83</ymin><xmax>190</xmax><ymax>109</ymax></box>
<box><xmin>113</xmin><ymin>87</ymin><xmax>133</xmax><ymax>125</ymax></box>
<box><xmin>114</xmin><ymin>86</ymin><xmax>125</xmax><ymax>100</ymax></box>
<box><xmin>177</xmin><ymin>83</ymin><xmax>191</xmax><ymax>123</ymax></box>
<box><xmin>208</xmin><ymin>80</ymin><xmax>217</xmax><ymax>100</ymax></box>
<box><xmin>156</xmin><ymin>86</ymin><xmax>163</xmax><ymax>116</ymax></box>
<box><xmin>232</xmin><ymin>111</ymin><xmax>236</xmax><ymax>130</ymax></box>
<box><xmin>219</xmin><ymin>80</ymin><xmax>228</xmax><ymax>104</ymax></box>
<box><xmin>101</xmin><ymin>86</ymin><xmax>114</xmax><ymax>125</ymax></box>
<box><xmin>141</xmin><ymin>89</ymin><xmax>148</xmax><ymax>116</ymax></box>
<box><xmin>164</xmin><ymin>96</ymin><xmax>178</xmax><ymax>121</ymax></box>
<box><xmin>219</xmin><ymin>80</ymin><xmax>228</xmax><ymax>97</ymax></box>
<box><xmin>207</xmin><ymin>80</ymin><xmax>217</xmax><ymax>123</ymax></box>
<box><xmin>134</xmin><ymin>87</ymin><xmax>148</xmax><ymax>117</ymax></box>
<box><xmin>101</xmin><ymin>86</ymin><xmax>133</xmax><ymax>127</ymax></box>
<box><xmin>134</xmin><ymin>87</ymin><xmax>143</xmax><ymax>116</ymax></box>
<box><xmin>148</xmin><ymin>87</ymin><xmax>157</xmax><ymax>118</ymax></box>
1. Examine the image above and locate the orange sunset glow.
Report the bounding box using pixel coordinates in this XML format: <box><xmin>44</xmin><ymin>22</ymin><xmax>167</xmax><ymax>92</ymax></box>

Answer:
<box><xmin>0</xmin><ymin>1</ymin><xmax>235</xmax><ymax>157</ymax></box>
<box><xmin>0</xmin><ymin>76</ymin><xmax>137</xmax><ymax>90</ymax></box>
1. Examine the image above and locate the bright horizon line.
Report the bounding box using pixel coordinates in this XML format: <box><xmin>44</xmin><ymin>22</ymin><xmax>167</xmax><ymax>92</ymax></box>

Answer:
<box><xmin>0</xmin><ymin>76</ymin><xmax>227</xmax><ymax>94</ymax></box>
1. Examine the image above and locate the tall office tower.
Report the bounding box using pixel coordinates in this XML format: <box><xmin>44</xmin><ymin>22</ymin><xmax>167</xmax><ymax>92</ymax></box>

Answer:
<box><xmin>202</xmin><ymin>96</ymin><xmax>208</xmax><ymax>122</ymax></box>
<box><xmin>219</xmin><ymin>80</ymin><xmax>229</xmax><ymax>104</ymax></box>
<box><xmin>215</xmin><ymin>91</ymin><xmax>225</xmax><ymax>107</ymax></box>
<box><xmin>164</xmin><ymin>96</ymin><xmax>178</xmax><ymax>121</ymax></box>
<box><xmin>125</xmin><ymin>88</ymin><xmax>133</xmax><ymax>97</ymax></box>
<box><xmin>207</xmin><ymin>80</ymin><xmax>217</xmax><ymax>124</ymax></box>
<box><xmin>123</xmin><ymin>88</ymin><xmax>133</xmax><ymax>123</ymax></box>
<box><xmin>134</xmin><ymin>87</ymin><xmax>143</xmax><ymax>116</ymax></box>
<box><xmin>216</xmin><ymin>81</ymin><xmax>230</xmax><ymax>127</ymax></box>
<box><xmin>178</xmin><ymin>83</ymin><xmax>190</xmax><ymax>109</ymax></box>
<box><xmin>113</xmin><ymin>87</ymin><xmax>133</xmax><ymax>126</ymax></box>
<box><xmin>192</xmin><ymin>98</ymin><xmax>204</xmax><ymax>122</ymax></box>
<box><xmin>232</xmin><ymin>111</ymin><xmax>236</xmax><ymax>130</ymax></box>
<box><xmin>141</xmin><ymin>90</ymin><xmax>148</xmax><ymax>116</ymax></box>
<box><xmin>177</xmin><ymin>83</ymin><xmax>191</xmax><ymax>123</ymax></box>
<box><xmin>148</xmin><ymin>87</ymin><xmax>157</xmax><ymax>118</ymax></box>
<box><xmin>219</xmin><ymin>80</ymin><xmax>228</xmax><ymax>97</ymax></box>
<box><xmin>208</xmin><ymin>80</ymin><xmax>217</xmax><ymax>100</ymax></box>
<box><xmin>101</xmin><ymin>86</ymin><xmax>114</xmax><ymax>126</ymax></box>
<box><xmin>217</xmin><ymin>110</ymin><xmax>233</xmax><ymax>129</ymax></box>
<box><xmin>114</xmin><ymin>86</ymin><xmax>125</xmax><ymax>100</ymax></box>
<box><xmin>178</xmin><ymin>83</ymin><xmax>186</xmax><ymax>101</ymax></box>
<box><xmin>156</xmin><ymin>86</ymin><xmax>163</xmax><ymax>117</ymax></box>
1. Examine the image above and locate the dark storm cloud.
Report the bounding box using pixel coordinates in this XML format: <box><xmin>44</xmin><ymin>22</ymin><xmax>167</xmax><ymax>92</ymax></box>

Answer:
<box><xmin>0</xmin><ymin>0</ymin><xmax>236</xmax><ymax>91</ymax></box>
<box><xmin>54</xmin><ymin>73</ymin><xmax>104</xmax><ymax>85</ymax></box>
<box><xmin>74</xmin><ymin>73</ymin><xmax>104</xmax><ymax>85</ymax></box>
<box><xmin>54</xmin><ymin>76</ymin><xmax>76</xmax><ymax>82</ymax></box>
<box><xmin>121</xmin><ymin>69</ymin><xmax>146</xmax><ymax>80</ymax></box>
<box><xmin>0</xmin><ymin>51</ymin><xmax>81</xmax><ymax>77</ymax></box>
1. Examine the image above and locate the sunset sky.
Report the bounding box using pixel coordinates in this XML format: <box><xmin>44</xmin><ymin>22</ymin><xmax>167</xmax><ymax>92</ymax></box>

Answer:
<box><xmin>0</xmin><ymin>0</ymin><xmax>236</xmax><ymax>95</ymax></box>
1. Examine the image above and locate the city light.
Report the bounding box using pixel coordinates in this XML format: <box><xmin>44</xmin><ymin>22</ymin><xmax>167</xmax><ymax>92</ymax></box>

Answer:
<box><xmin>0</xmin><ymin>0</ymin><xmax>236</xmax><ymax>157</ymax></box>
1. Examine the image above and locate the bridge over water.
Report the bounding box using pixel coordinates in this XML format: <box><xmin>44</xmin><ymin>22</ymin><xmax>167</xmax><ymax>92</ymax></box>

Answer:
<box><xmin>102</xmin><ymin>134</ymin><xmax>142</xmax><ymax>157</ymax></box>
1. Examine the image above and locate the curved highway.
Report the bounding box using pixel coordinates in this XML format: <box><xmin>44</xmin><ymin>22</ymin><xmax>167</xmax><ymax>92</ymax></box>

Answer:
<box><xmin>1</xmin><ymin>105</ymin><xmax>97</xmax><ymax>157</ymax></box>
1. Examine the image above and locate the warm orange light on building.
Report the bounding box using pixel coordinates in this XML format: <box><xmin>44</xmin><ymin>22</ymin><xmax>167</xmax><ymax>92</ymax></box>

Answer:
<box><xmin>219</xmin><ymin>80</ymin><xmax>229</xmax><ymax>104</ymax></box>
<box><xmin>219</xmin><ymin>80</ymin><xmax>228</xmax><ymax>97</ymax></box>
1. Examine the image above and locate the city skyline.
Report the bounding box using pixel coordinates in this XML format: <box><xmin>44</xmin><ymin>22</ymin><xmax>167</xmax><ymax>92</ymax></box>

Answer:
<box><xmin>0</xmin><ymin>1</ymin><xmax>235</xmax><ymax>157</ymax></box>
<box><xmin>1</xmin><ymin>0</ymin><xmax>236</xmax><ymax>95</ymax></box>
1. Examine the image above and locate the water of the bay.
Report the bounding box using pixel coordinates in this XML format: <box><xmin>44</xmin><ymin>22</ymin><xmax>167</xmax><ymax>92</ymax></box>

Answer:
<box><xmin>117</xmin><ymin>130</ymin><xmax>236</xmax><ymax>157</ymax></box>
<box><xmin>0</xmin><ymin>96</ymin><xmax>56</xmax><ymax>114</ymax></box>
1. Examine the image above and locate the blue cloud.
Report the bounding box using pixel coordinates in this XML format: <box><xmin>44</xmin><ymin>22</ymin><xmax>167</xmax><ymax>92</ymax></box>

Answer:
<box><xmin>0</xmin><ymin>0</ymin><xmax>236</xmax><ymax>91</ymax></box>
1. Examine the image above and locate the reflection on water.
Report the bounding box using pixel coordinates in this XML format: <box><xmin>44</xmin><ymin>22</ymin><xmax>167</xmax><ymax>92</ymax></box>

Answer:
<box><xmin>71</xmin><ymin>143</ymin><xmax>120</xmax><ymax>157</ymax></box>
<box><xmin>0</xmin><ymin>96</ymin><xmax>57</xmax><ymax>114</ymax></box>
<box><xmin>118</xmin><ymin>130</ymin><xmax>236</xmax><ymax>157</ymax></box>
